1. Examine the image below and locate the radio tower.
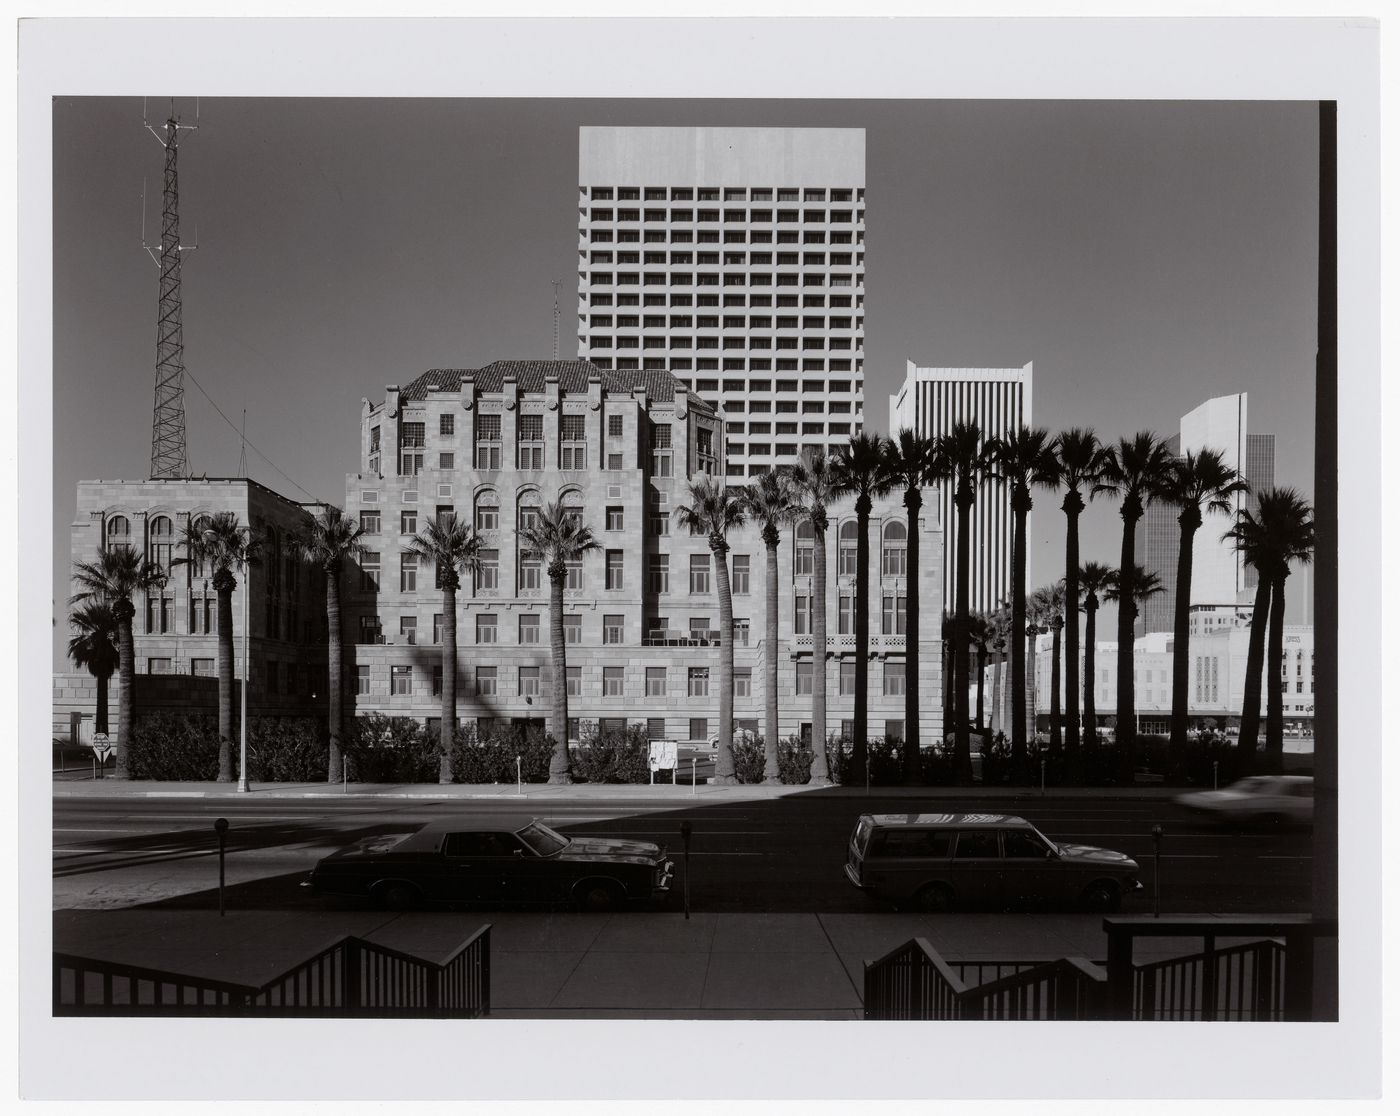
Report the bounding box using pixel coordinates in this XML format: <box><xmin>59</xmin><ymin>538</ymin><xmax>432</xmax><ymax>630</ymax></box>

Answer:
<box><xmin>551</xmin><ymin>279</ymin><xmax>561</xmax><ymax>359</ymax></box>
<box><xmin>144</xmin><ymin>100</ymin><xmax>198</xmax><ymax>479</ymax></box>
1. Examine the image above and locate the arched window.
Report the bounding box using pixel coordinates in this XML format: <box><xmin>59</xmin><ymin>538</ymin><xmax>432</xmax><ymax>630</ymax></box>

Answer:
<box><xmin>474</xmin><ymin>489</ymin><xmax>500</xmax><ymax>532</ymax></box>
<box><xmin>517</xmin><ymin>492</ymin><xmax>542</xmax><ymax>592</ymax></box>
<box><xmin>148</xmin><ymin>515</ymin><xmax>174</xmax><ymax>572</ymax></box>
<box><xmin>793</xmin><ymin>520</ymin><xmax>814</xmax><ymax>577</ymax></box>
<box><xmin>561</xmin><ymin>490</ymin><xmax>586</xmax><ymax>588</ymax></box>
<box><xmin>189</xmin><ymin>515</ymin><xmax>211</xmax><ymax>577</ymax></box>
<box><xmin>106</xmin><ymin>515</ymin><xmax>131</xmax><ymax>552</ymax></box>
<box><xmin>881</xmin><ymin>521</ymin><xmax>907</xmax><ymax>578</ymax></box>
<box><xmin>838</xmin><ymin>520</ymin><xmax>859</xmax><ymax>577</ymax></box>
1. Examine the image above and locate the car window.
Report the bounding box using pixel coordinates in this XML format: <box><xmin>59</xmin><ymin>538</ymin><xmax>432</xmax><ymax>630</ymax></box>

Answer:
<box><xmin>868</xmin><ymin>829</ymin><xmax>951</xmax><ymax>858</ymax></box>
<box><xmin>443</xmin><ymin>832</ymin><xmax>519</xmax><ymax>858</ymax></box>
<box><xmin>953</xmin><ymin>831</ymin><xmax>1001</xmax><ymax>859</ymax></box>
<box><xmin>1002</xmin><ymin>830</ymin><xmax>1051</xmax><ymax>858</ymax></box>
<box><xmin>517</xmin><ymin>821</ymin><xmax>570</xmax><ymax>856</ymax></box>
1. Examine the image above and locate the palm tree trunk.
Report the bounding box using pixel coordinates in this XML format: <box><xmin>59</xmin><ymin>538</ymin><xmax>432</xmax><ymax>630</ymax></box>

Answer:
<box><xmin>1063</xmin><ymin>497</ymin><xmax>1083</xmax><ymax>772</ymax></box>
<box><xmin>1115</xmin><ymin>507</ymin><xmax>1140</xmax><ymax>784</ymax></box>
<box><xmin>1049</xmin><ymin>625</ymin><xmax>1062</xmax><ymax>753</ymax></box>
<box><xmin>1169</xmin><ymin>515</ymin><xmax>1200</xmax><ymax>765</ymax></box>
<box><xmin>216</xmin><ymin>581</ymin><xmax>235</xmax><ymax>783</ymax></box>
<box><xmin>975</xmin><ymin>644</ymin><xmax>986</xmax><ymax>733</ymax></box>
<box><xmin>548</xmin><ymin>572</ymin><xmax>572</xmax><ymax>784</ymax></box>
<box><xmin>713</xmin><ymin>539</ymin><xmax>737</xmax><ymax>785</ymax></box>
<box><xmin>990</xmin><ymin>648</ymin><xmax>1003</xmax><ymax>739</ymax></box>
<box><xmin>1264</xmin><ymin>571</ymin><xmax>1288</xmax><ymax>772</ymax></box>
<box><xmin>95</xmin><ymin>672</ymin><xmax>110</xmax><ymax>737</ymax></box>
<box><xmin>1010</xmin><ymin>502</ymin><xmax>1029</xmax><ymax>782</ymax></box>
<box><xmin>903</xmin><ymin>488</ymin><xmax>922</xmax><ymax>785</ymax></box>
<box><xmin>852</xmin><ymin>496</ymin><xmax>871</xmax><ymax>780</ymax></box>
<box><xmin>1026</xmin><ymin>624</ymin><xmax>1038</xmax><ymax>747</ymax></box>
<box><xmin>953</xmin><ymin>490</ymin><xmax>973</xmax><ymax>783</ymax></box>
<box><xmin>326</xmin><ymin>561</ymin><xmax>344</xmax><ymax>783</ymax></box>
<box><xmin>1236</xmin><ymin>577</ymin><xmax>1272</xmax><ymax>769</ymax></box>
<box><xmin>114</xmin><ymin>598</ymin><xmax>135</xmax><ymax>780</ymax></box>
<box><xmin>810</xmin><ymin>524</ymin><xmax>831</xmax><ymax>785</ymax></box>
<box><xmin>1083</xmin><ymin>599</ymin><xmax>1098</xmax><ymax>753</ymax></box>
<box><xmin>438</xmin><ymin>582</ymin><xmax>456</xmax><ymax>784</ymax></box>
<box><xmin>762</xmin><ymin>535</ymin><xmax>781</xmax><ymax>784</ymax></box>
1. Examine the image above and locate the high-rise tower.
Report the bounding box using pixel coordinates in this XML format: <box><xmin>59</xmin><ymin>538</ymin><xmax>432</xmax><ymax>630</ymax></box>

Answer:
<box><xmin>577</xmin><ymin>127</ymin><xmax>866</xmax><ymax>477</ymax></box>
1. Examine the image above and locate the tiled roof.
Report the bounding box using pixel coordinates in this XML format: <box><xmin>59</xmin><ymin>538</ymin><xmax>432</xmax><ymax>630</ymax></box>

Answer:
<box><xmin>399</xmin><ymin>360</ymin><xmax>712</xmax><ymax>414</ymax></box>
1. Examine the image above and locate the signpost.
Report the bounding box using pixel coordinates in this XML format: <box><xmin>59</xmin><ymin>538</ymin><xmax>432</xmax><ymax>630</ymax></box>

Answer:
<box><xmin>649</xmin><ymin>740</ymin><xmax>678</xmax><ymax>786</ymax></box>
<box><xmin>679</xmin><ymin>821</ymin><xmax>692</xmax><ymax>920</ymax></box>
<box><xmin>89</xmin><ymin>733</ymin><xmax>114</xmax><ymax>780</ymax></box>
<box><xmin>214</xmin><ymin>818</ymin><xmax>230</xmax><ymax>916</ymax></box>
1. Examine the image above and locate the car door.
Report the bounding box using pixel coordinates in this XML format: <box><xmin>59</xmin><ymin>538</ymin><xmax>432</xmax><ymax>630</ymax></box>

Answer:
<box><xmin>949</xmin><ymin>829</ymin><xmax>1003</xmax><ymax>908</ymax></box>
<box><xmin>440</xmin><ymin>832</ymin><xmax>505</xmax><ymax>903</ymax></box>
<box><xmin>490</xmin><ymin>831</ymin><xmax>554</xmax><ymax>904</ymax></box>
<box><xmin>998</xmin><ymin>827</ymin><xmax>1060</xmax><ymax>907</ymax></box>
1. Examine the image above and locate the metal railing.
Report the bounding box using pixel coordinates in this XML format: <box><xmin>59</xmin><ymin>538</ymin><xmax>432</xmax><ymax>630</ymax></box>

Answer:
<box><xmin>1133</xmin><ymin>938</ymin><xmax>1286</xmax><ymax>1021</ymax></box>
<box><xmin>54</xmin><ymin>926</ymin><xmax>491</xmax><ymax>1019</ymax></box>
<box><xmin>960</xmin><ymin>957</ymin><xmax>1108</xmax><ymax>1020</ymax></box>
<box><xmin>863</xmin><ymin>937</ymin><xmax>969</xmax><ymax>1020</ymax></box>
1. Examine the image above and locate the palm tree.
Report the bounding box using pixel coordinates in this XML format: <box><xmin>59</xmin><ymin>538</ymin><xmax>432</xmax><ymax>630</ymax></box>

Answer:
<box><xmin>1054</xmin><ymin>429</ymin><xmax>1109</xmax><ymax>776</ymax></box>
<box><xmin>518</xmin><ymin>500</ymin><xmax>599</xmax><ymax>784</ymax></box>
<box><xmin>1030</xmin><ymin>583</ymin><xmax>1067</xmax><ymax>753</ymax></box>
<box><xmin>172</xmin><ymin>513</ymin><xmax>263</xmax><ymax>782</ymax></box>
<box><xmin>986</xmin><ymin>426</ymin><xmax>1061</xmax><ymax>783</ymax></box>
<box><xmin>1096</xmin><ymin>433</ymin><xmax>1174</xmax><ymax>782</ymax></box>
<box><xmin>790</xmin><ymin>452</ymin><xmax>841</xmax><ymax>786</ymax></box>
<box><xmin>290</xmin><ymin>509</ymin><xmax>366</xmax><ymax>783</ymax></box>
<box><xmin>1224</xmin><ymin>488</ymin><xmax>1315</xmax><ymax>772</ymax></box>
<box><xmin>406</xmin><ymin>514</ymin><xmax>482</xmax><ymax>785</ymax></box>
<box><xmin>1104</xmin><ymin>563</ymin><xmax>1165</xmax><ymax>758</ymax></box>
<box><xmin>967</xmin><ymin>611</ymin><xmax>995</xmax><ymax>735</ymax></box>
<box><xmin>71</xmin><ymin>548</ymin><xmax>167</xmax><ymax>779</ymax></box>
<box><xmin>830</xmin><ymin>433</ymin><xmax>895</xmax><ymax>780</ymax></box>
<box><xmin>67</xmin><ymin>601</ymin><xmax>120</xmax><ymax>737</ymax></box>
<box><xmin>1077</xmin><ymin>562</ymin><xmax>1116</xmax><ymax>755</ymax></box>
<box><xmin>883</xmin><ymin>430</ymin><xmax>941</xmax><ymax>783</ymax></box>
<box><xmin>1156</xmin><ymin>449</ymin><xmax>1248</xmax><ymax>764</ymax></box>
<box><xmin>741</xmin><ymin>469</ymin><xmax>802</xmax><ymax>784</ymax></box>
<box><xmin>1024</xmin><ymin>590</ymin><xmax>1048</xmax><ymax>748</ymax></box>
<box><xmin>676</xmin><ymin>477</ymin><xmax>748</xmax><ymax>786</ymax></box>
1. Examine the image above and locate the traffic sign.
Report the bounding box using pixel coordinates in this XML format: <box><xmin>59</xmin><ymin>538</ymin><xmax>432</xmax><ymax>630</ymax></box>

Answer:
<box><xmin>90</xmin><ymin>734</ymin><xmax>114</xmax><ymax>763</ymax></box>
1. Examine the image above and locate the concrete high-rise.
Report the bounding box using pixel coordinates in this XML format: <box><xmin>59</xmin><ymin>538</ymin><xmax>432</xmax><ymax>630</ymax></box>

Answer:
<box><xmin>577</xmin><ymin>127</ymin><xmax>866</xmax><ymax>477</ymax></box>
<box><xmin>1136</xmin><ymin>393</ymin><xmax>1276</xmax><ymax>635</ymax></box>
<box><xmin>888</xmin><ymin>361</ymin><xmax>1034</xmax><ymax>614</ymax></box>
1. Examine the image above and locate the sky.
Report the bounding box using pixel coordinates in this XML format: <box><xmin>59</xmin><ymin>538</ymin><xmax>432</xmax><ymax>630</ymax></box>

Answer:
<box><xmin>51</xmin><ymin>97</ymin><xmax>1320</xmax><ymax>671</ymax></box>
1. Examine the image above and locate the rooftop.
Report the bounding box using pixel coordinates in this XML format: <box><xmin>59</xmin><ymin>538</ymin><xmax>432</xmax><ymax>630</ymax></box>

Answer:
<box><xmin>398</xmin><ymin>359</ymin><xmax>712</xmax><ymax>414</ymax></box>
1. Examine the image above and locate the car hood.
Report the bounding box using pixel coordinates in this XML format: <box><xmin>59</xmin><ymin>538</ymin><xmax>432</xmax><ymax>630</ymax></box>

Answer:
<box><xmin>559</xmin><ymin>837</ymin><xmax>666</xmax><ymax>864</ymax></box>
<box><xmin>1056</xmin><ymin>843</ymin><xmax>1138</xmax><ymax>869</ymax></box>
<box><xmin>1176</xmin><ymin>790</ymin><xmax>1246</xmax><ymax>807</ymax></box>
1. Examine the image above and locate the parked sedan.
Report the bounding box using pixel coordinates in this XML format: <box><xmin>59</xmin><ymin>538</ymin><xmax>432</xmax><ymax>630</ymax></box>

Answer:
<box><xmin>1175</xmin><ymin>775</ymin><xmax>1314</xmax><ymax>828</ymax></box>
<box><xmin>304</xmin><ymin>817</ymin><xmax>674</xmax><ymax>911</ymax></box>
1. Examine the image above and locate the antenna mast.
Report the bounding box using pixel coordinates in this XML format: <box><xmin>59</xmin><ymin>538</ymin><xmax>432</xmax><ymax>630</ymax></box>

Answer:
<box><xmin>552</xmin><ymin>279</ymin><xmax>561</xmax><ymax>360</ymax></box>
<box><xmin>143</xmin><ymin>98</ymin><xmax>198</xmax><ymax>480</ymax></box>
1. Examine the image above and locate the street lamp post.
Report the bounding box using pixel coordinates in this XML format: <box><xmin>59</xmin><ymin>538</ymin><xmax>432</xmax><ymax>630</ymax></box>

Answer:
<box><xmin>239</xmin><ymin>565</ymin><xmax>249</xmax><ymax>793</ymax></box>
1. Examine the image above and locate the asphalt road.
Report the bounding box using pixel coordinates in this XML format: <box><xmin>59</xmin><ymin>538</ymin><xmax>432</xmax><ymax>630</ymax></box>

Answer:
<box><xmin>51</xmin><ymin>792</ymin><xmax>1316</xmax><ymax>915</ymax></box>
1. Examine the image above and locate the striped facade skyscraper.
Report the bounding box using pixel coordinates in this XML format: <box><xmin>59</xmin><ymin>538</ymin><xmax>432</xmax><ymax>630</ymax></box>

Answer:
<box><xmin>577</xmin><ymin>127</ymin><xmax>866</xmax><ymax>477</ymax></box>
<box><xmin>889</xmin><ymin>361</ymin><xmax>1034</xmax><ymax>615</ymax></box>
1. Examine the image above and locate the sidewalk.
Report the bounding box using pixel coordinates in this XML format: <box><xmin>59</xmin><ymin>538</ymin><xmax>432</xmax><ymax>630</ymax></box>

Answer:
<box><xmin>52</xmin><ymin>906</ymin><xmax>1257</xmax><ymax>1019</ymax></box>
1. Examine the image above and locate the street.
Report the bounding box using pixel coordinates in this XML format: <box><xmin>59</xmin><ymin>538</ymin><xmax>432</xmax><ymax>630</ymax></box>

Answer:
<box><xmin>53</xmin><ymin>791</ymin><xmax>1314</xmax><ymax>914</ymax></box>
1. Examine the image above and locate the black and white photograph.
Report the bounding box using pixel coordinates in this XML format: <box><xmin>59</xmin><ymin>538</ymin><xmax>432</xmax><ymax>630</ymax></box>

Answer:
<box><xmin>14</xmin><ymin>13</ymin><xmax>1386</xmax><ymax>1106</ymax></box>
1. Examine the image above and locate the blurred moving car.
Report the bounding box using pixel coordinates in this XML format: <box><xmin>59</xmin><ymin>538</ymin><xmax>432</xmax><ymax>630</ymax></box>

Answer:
<box><xmin>1175</xmin><ymin>775</ymin><xmax>1314</xmax><ymax>828</ymax></box>
<box><xmin>304</xmin><ymin>817</ymin><xmax>673</xmax><ymax>911</ymax></box>
<box><xmin>844</xmin><ymin>812</ymin><xmax>1143</xmax><ymax>912</ymax></box>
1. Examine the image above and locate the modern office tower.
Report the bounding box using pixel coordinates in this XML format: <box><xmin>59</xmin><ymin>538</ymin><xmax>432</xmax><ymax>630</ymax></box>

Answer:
<box><xmin>888</xmin><ymin>361</ymin><xmax>1034</xmax><ymax>614</ymax></box>
<box><xmin>577</xmin><ymin>127</ymin><xmax>866</xmax><ymax>478</ymax></box>
<box><xmin>1135</xmin><ymin>393</ymin><xmax>1276</xmax><ymax>635</ymax></box>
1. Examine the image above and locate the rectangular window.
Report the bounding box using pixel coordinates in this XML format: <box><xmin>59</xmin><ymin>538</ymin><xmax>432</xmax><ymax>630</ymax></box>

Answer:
<box><xmin>359</xmin><ymin>552</ymin><xmax>381</xmax><ymax>592</ymax></box>
<box><xmin>399</xmin><ymin>553</ymin><xmax>417</xmax><ymax>593</ymax></box>
<box><xmin>882</xmin><ymin>595</ymin><xmax>907</xmax><ymax>635</ymax></box>
<box><xmin>475</xmin><ymin>666</ymin><xmax>497</xmax><ymax>697</ymax></box>
<box><xmin>356</xmin><ymin>665</ymin><xmax>370</xmax><ymax>695</ymax></box>
<box><xmin>647</xmin><ymin>717</ymin><xmax>667</xmax><ymax>741</ymax></box>
<box><xmin>474</xmin><ymin>414</ymin><xmax>502</xmax><ymax>471</ymax></box>
<box><xmin>438</xmin><ymin>452</ymin><xmax>454</xmax><ymax>470</ymax></box>
<box><xmin>690</xmin><ymin>554</ymin><xmax>711</xmax><ymax>594</ymax></box>
<box><xmin>473</xmin><ymin>501</ymin><xmax>497</xmax><ymax>532</ymax></box>
<box><xmin>431</xmin><ymin>665</ymin><xmax>443</xmax><ymax>698</ymax></box>
<box><xmin>794</xmin><ymin>594</ymin><xmax>811</xmax><ymax>635</ymax></box>
<box><xmin>607</xmin><ymin>453</ymin><xmax>623</xmax><ymax>471</ymax></box>
<box><xmin>518</xmin><ymin>667</ymin><xmax>541</xmax><ymax>698</ymax></box>
<box><xmin>603</xmin><ymin>667</ymin><xmax>625</xmax><ymax>697</ymax></box>
<box><xmin>147</xmin><ymin>657</ymin><xmax>172</xmax><ymax>674</ymax></box>
<box><xmin>359</xmin><ymin>616</ymin><xmax>382</xmax><ymax>644</ymax></box>
<box><xmin>734</xmin><ymin>669</ymin><xmax>752</xmax><ymax>699</ymax></box>
<box><xmin>688</xmin><ymin>667</ymin><xmax>710</xmax><ymax>697</ymax></box>
<box><xmin>432</xmin><ymin>613</ymin><xmax>444</xmax><ymax>644</ymax></box>
<box><xmin>884</xmin><ymin>661</ymin><xmax>906</xmax><ymax>696</ymax></box>
<box><xmin>391</xmin><ymin>665</ymin><xmax>411</xmax><ymax>696</ymax></box>
<box><xmin>838</xmin><ymin>594</ymin><xmax>853</xmax><ymax>635</ymax></box>
<box><xmin>439</xmin><ymin>413</ymin><xmax>454</xmax><ymax>437</ymax></box>
<box><xmin>563</xmin><ymin>614</ymin><xmax>582</xmax><ymax>644</ymax></box>
<box><xmin>795</xmin><ymin>661</ymin><xmax>813</xmax><ymax>696</ymax></box>
<box><xmin>648</xmin><ymin>554</ymin><xmax>670</xmax><ymax>594</ymax></box>
<box><xmin>476</xmin><ymin>614</ymin><xmax>498</xmax><ymax>644</ymax></box>
<box><xmin>840</xmin><ymin>660</ymin><xmax>857</xmax><ymax>696</ymax></box>
<box><xmin>646</xmin><ymin>667</ymin><xmax>666</xmax><ymax>697</ymax></box>
<box><xmin>472</xmin><ymin>549</ymin><xmax>499</xmax><ymax>592</ymax></box>
<box><xmin>519</xmin><ymin>614</ymin><xmax>540</xmax><ymax>645</ymax></box>
<box><xmin>359</xmin><ymin>510</ymin><xmax>381</xmax><ymax>535</ymax></box>
<box><xmin>606</xmin><ymin>506</ymin><xmax>624</xmax><ymax>531</ymax></box>
<box><xmin>566</xmin><ymin>666</ymin><xmax>581</xmax><ymax>698</ymax></box>
<box><xmin>608</xmin><ymin>414</ymin><xmax>623</xmax><ymax>437</ymax></box>
<box><xmin>605</xmin><ymin>550</ymin><xmax>624</xmax><ymax>590</ymax></box>
<box><xmin>731</xmin><ymin>554</ymin><xmax>750</xmax><ymax>595</ymax></box>
<box><xmin>884</xmin><ymin>720</ymin><xmax>905</xmax><ymax>743</ymax></box>
<box><xmin>689</xmin><ymin>717</ymin><xmax>709</xmax><ymax>742</ymax></box>
<box><xmin>651</xmin><ymin>424</ymin><xmax>673</xmax><ymax>476</ymax></box>
<box><xmin>731</xmin><ymin>617</ymin><xmax>749</xmax><ymax>647</ymax></box>
<box><xmin>603</xmin><ymin>614</ymin><xmax>625</xmax><ymax>644</ymax></box>
<box><xmin>399</xmin><ymin>616</ymin><xmax>417</xmax><ymax>645</ymax></box>
<box><xmin>400</xmin><ymin>511</ymin><xmax>417</xmax><ymax>535</ymax></box>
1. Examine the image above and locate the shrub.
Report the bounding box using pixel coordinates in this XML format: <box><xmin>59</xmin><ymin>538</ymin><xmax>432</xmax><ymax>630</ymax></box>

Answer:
<box><xmin>247</xmin><ymin>717</ymin><xmax>328</xmax><ymax>783</ymax></box>
<box><xmin>344</xmin><ymin>713</ymin><xmax>440</xmax><ymax>783</ymax></box>
<box><xmin>571</xmin><ymin>723</ymin><xmax>649</xmax><ymax>783</ymax></box>
<box><xmin>128</xmin><ymin>711</ymin><xmax>220</xmax><ymax>780</ymax></box>
<box><xmin>729</xmin><ymin>733</ymin><xmax>766</xmax><ymax>783</ymax></box>
<box><xmin>777</xmin><ymin>736</ymin><xmax>816</xmax><ymax>784</ymax></box>
<box><xmin>451</xmin><ymin>723</ymin><xmax>553</xmax><ymax>784</ymax></box>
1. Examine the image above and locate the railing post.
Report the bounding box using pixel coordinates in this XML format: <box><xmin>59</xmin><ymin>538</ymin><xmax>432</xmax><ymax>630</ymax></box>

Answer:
<box><xmin>862</xmin><ymin>961</ymin><xmax>873</xmax><ymax>1020</ymax></box>
<box><xmin>1201</xmin><ymin>933</ymin><xmax>1218</xmax><ymax>1020</ymax></box>
<box><xmin>1283</xmin><ymin>925</ymin><xmax>1314</xmax><ymax>1022</ymax></box>
<box><xmin>481</xmin><ymin>926</ymin><xmax>491</xmax><ymax>1017</ymax></box>
<box><xmin>343</xmin><ymin>938</ymin><xmax>361</xmax><ymax>1013</ymax></box>
<box><xmin>908</xmin><ymin>952</ymin><xmax>925</xmax><ymax>1020</ymax></box>
<box><xmin>1253</xmin><ymin>943</ymin><xmax>1276</xmax><ymax>1021</ymax></box>
<box><xmin>1105</xmin><ymin>920</ymin><xmax>1134</xmax><ymax>1020</ymax></box>
<box><xmin>1139</xmin><ymin>966</ymin><xmax>1157</xmax><ymax>1021</ymax></box>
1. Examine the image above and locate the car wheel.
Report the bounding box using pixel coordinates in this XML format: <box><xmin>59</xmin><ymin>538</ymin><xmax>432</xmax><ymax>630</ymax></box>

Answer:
<box><xmin>375</xmin><ymin>882</ymin><xmax>421</xmax><ymax>911</ymax></box>
<box><xmin>912</xmin><ymin>883</ymin><xmax>954</xmax><ymax>913</ymax></box>
<box><xmin>574</xmin><ymin>879</ymin><xmax>625</xmax><ymax>912</ymax></box>
<box><xmin>1081</xmin><ymin>881</ymin><xmax>1121</xmax><ymax>913</ymax></box>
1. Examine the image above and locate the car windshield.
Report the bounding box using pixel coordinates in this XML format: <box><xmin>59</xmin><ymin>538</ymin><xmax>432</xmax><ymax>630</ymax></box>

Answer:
<box><xmin>517</xmin><ymin>821</ymin><xmax>570</xmax><ymax>856</ymax></box>
<box><xmin>1231</xmin><ymin>777</ymin><xmax>1274</xmax><ymax>794</ymax></box>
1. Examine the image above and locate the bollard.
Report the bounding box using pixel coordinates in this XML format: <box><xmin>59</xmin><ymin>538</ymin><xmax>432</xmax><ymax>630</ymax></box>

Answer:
<box><xmin>679</xmin><ymin>820</ymin><xmax>693</xmax><ymax>920</ymax></box>
<box><xmin>214</xmin><ymin>818</ymin><xmax>230</xmax><ymax>917</ymax></box>
<box><xmin>1151</xmin><ymin>824</ymin><xmax>1164</xmax><ymax>918</ymax></box>
<box><xmin>691</xmin><ymin>757</ymin><xmax>696</xmax><ymax>796</ymax></box>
